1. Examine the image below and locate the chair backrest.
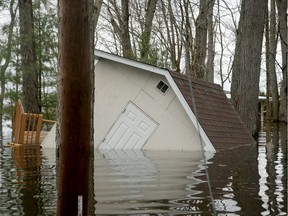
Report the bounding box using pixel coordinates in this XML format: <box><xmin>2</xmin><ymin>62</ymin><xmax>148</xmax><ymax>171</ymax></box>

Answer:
<box><xmin>14</xmin><ymin>100</ymin><xmax>43</xmax><ymax>144</ymax></box>
<box><xmin>14</xmin><ymin>100</ymin><xmax>24</xmax><ymax>143</ymax></box>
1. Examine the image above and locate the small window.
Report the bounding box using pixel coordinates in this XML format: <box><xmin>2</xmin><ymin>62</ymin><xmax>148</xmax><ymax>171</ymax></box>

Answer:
<box><xmin>156</xmin><ymin>80</ymin><xmax>169</xmax><ymax>94</ymax></box>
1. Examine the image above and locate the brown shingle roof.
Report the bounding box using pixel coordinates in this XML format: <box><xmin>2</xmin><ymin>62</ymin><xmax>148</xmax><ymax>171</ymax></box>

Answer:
<box><xmin>170</xmin><ymin>71</ymin><xmax>256</xmax><ymax>151</ymax></box>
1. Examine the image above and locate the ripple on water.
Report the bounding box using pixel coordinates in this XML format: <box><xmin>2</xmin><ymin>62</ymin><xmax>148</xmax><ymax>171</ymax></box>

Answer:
<box><xmin>94</xmin><ymin>150</ymin><xmax>210</xmax><ymax>215</ymax></box>
<box><xmin>0</xmin><ymin>130</ymin><xmax>286</xmax><ymax>216</ymax></box>
<box><xmin>0</xmin><ymin>146</ymin><xmax>57</xmax><ymax>215</ymax></box>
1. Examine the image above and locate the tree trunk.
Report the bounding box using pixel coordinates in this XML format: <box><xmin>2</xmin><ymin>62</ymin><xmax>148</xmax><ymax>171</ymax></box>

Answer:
<box><xmin>94</xmin><ymin>0</ymin><xmax>103</xmax><ymax>28</ymax></box>
<box><xmin>140</xmin><ymin>0</ymin><xmax>157</xmax><ymax>62</ymax></box>
<box><xmin>0</xmin><ymin>0</ymin><xmax>16</xmax><ymax>143</ymax></box>
<box><xmin>206</xmin><ymin>0</ymin><xmax>216</xmax><ymax>82</ymax></box>
<box><xmin>108</xmin><ymin>0</ymin><xmax>134</xmax><ymax>59</ymax></box>
<box><xmin>57</xmin><ymin>0</ymin><xmax>91</xmax><ymax>215</ymax></box>
<box><xmin>183</xmin><ymin>0</ymin><xmax>194</xmax><ymax>75</ymax></box>
<box><xmin>160</xmin><ymin>0</ymin><xmax>181</xmax><ymax>70</ymax></box>
<box><xmin>268</xmin><ymin>0</ymin><xmax>279</xmax><ymax>121</ymax></box>
<box><xmin>88</xmin><ymin>0</ymin><xmax>99</xmax><ymax>214</ymax></box>
<box><xmin>194</xmin><ymin>0</ymin><xmax>209</xmax><ymax>79</ymax></box>
<box><xmin>216</xmin><ymin>0</ymin><xmax>225</xmax><ymax>87</ymax></box>
<box><xmin>36</xmin><ymin>2</ymin><xmax>42</xmax><ymax>113</ymax></box>
<box><xmin>231</xmin><ymin>0</ymin><xmax>267</xmax><ymax>135</ymax></box>
<box><xmin>276</xmin><ymin>0</ymin><xmax>287</xmax><ymax>122</ymax></box>
<box><xmin>120</xmin><ymin>0</ymin><xmax>133</xmax><ymax>58</ymax></box>
<box><xmin>265</xmin><ymin>4</ymin><xmax>272</xmax><ymax>132</ymax></box>
<box><xmin>19</xmin><ymin>0</ymin><xmax>39</xmax><ymax>113</ymax></box>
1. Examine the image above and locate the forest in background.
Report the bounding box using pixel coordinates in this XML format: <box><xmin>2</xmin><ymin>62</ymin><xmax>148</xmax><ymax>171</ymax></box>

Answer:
<box><xmin>0</xmin><ymin>0</ymin><xmax>286</xmax><ymax>140</ymax></box>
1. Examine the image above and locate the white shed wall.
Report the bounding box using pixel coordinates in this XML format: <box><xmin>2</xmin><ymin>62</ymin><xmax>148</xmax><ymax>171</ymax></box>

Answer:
<box><xmin>94</xmin><ymin>60</ymin><xmax>202</xmax><ymax>151</ymax></box>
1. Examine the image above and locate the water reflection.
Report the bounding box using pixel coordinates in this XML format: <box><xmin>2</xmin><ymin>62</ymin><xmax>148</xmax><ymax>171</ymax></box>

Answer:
<box><xmin>15</xmin><ymin>145</ymin><xmax>43</xmax><ymax>215</ymax></box>
<box><xmin>0</xmin><ymin>146</ymin><xmax>57</xmax><ymax>215</ymax></box>
<box><xmin>0</xmin><ymin>123</ymin><xmax>286</xmax><ymax>215</ymax></box>
<box><xmin>258</xmin><ymin>123</ymin><xmax>287</xmax><ymax>216</ymax></box>
<box><xmin>194</xmin><ymin>145</ymin><xmax>263</xmax><ymax>215</ymax></box>
<box><xmin>94</xmin><ymin>149</ymin><xmax>205</xmax><ymax>215</ymax></box>
<box><xmin>258</xmin><ymin>142</ymin><xmax>270</xmax><ymax>215</ymax></box>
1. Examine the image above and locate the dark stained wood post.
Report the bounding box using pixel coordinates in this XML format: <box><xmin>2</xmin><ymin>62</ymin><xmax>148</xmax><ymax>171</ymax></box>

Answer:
<box><xmin>57</xmin><ymin>0</ymin><xmax>91</xmax><ymax>215</ymax></box>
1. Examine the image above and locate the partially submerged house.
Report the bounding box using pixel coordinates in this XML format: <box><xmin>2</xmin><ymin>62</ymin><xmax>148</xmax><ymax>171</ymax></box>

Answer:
<box><xmin>42</xmin><ymin>50</ymin><xmax>255</xmax><ymax>152</ymax></box>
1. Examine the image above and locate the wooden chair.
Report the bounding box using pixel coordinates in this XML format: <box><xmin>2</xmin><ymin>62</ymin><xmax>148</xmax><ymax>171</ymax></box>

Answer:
<box><xmin>12</xmin><ymin>99</ymin><xmax>55</xmax><ymax>145</ymax></box>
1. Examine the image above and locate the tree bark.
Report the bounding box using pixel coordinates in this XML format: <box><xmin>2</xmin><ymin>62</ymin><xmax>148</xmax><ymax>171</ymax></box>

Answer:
<box><xmin>268</xmin><ymin>0</ymin><xmax>279</xmax><ymax>121</ymax></box>
<box><xmin>231</xmin><ymin>0</ymin><xmax>267</xmax><ymax>135</ymax></box>
<box><xmin>94</xmin><ymin>0</ymin><xmax>103</xmax><ymax>28</ymax></box>
<box><xmin>88</xmin><ymin>0</ymin><xmax>98</xmax><ymax>214</ymax></box>
<box><xmin>194</xmin><ymin>0</ymin><xmax>209</xmax><ymax>79</ymax></box>
<box><xmin>166</xmin><ymin>0</ymin><xmax>179</xmax><ymax>70</ymax></box>
<box><xmin>206</xmin><ymin>0</ymin><xmax>216</xmax><ymax>82</ymax></box>
<box><xmin>108</xmin><ymin>0</ymin><xmax>134</xmax><ymax>59</ymax></box>
<box><xmin>57</xmin><ymin>0</ymin><xmax>91</xmax><ymax>215</ymax></box>
<box><xmin>184</xmin><ymin>0</ymin><xmax>193</xmax><ymax>75</ymax></box>
<box><xmin>216</xmin><ymin>0</ymin><xmax>225</xmax><ymax>87</ymax></box>
<box><xmin>276</xmin><ymin>0</ymin><xmax>287</xmax><ymax>122</ymax></box>
<box><xmin>120</xmin><ymin>0</ymin><xmax>133</xmax><ymax>58</ymax></box>
<box><xmin>140</xmin><ymin>0</ymin><xmax>157</xmax><ymax>62</ymax></box>
<box><xmin>19</xmin><ymin>0</ymin><xmax>39</xmax><ymax>113</ymax></box>
<box><xmin>265</xmin><ymin>4</ymin><xmax>272</xmax><ymax>130</ymax></box>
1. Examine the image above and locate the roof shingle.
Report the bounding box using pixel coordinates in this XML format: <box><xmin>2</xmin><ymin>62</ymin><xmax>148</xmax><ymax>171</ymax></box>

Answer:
<box><xmin>170</xmin><ymin>71</ymin><xmax>256</xmax><ymax>151</ymax></box>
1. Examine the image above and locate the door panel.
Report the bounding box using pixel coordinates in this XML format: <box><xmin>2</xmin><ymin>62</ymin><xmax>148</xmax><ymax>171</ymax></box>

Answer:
<box><xmin>99</xmin><ymin>102</ymin><xmax>158</xmax><ymax>150</ymax></box>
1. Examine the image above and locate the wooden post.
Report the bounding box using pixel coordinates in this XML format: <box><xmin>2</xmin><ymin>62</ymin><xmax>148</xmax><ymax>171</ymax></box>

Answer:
<box><xmin>57</xmin><ymin>0</ymin><xmax>91</xmax><ymax>215</ymax></box>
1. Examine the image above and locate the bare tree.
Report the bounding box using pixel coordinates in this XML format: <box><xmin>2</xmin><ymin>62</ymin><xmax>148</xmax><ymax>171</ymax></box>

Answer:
<box><xmin>183</xmin><ymin>0</ymin><xmax>194</xmax><ymax>74</ymax></box>
<box><xmin>94</xmin><ymin>0</ymin><xmax>103</xmax><ymax>27</ymax></box>
<box><xmin>268</xmin><ymin>0</ymin><xmax>279</xmax><ymax>121</ymax></box>
<box><xmin>265</xmin><ymin>4</ymin><xmax>272</xmax><ymax>130</ymax></box>
<box><xmin>140</xmin><ymin>0</ymin><xmax>157</xmax><ymax>62</ymax></box>
<box><xmin>215</xmin><ymin>0</ymin><xmax>224</xmax><ymax>87</ymax></box>
<box><xmin>231</xmin><ymin>0</ymin><xmax>267</xmax><ymax>135</ymax></box>
<box><xmin>19</xmin><ymin>0</ymin><xmax>39</xmax><ymax>113</ymax></box>
<box><xmin>159</xmin><ymin>0</ymin><xmax>183</xmax><ymax>70</ymax></box>
<box><xmin>206</xmin><ymin>0</ymin><xmax>216</xmax><ymax>82</ymax></box>
<box><xmin>194</xmin><ymin>0</ymin><xmax>209</xmax><ymax>79</ymax></box>
<box><xmin>89</xmin><ymin>0</ymin><xmax>102</xmax><ymax>214</ymax></box>
<box><xmin>215</xmin><ymin>0</ymin><xmax>239</xmax><ymax>88</ymax></box>
<box><xmin>108</xmin><ymin>0</ymin><xmax>134</xmax><ymax>59</ymax></box>
<box><xmin>276</xmin><ymin>0</ymin><xmax>287</xmax><ymax>122</ymax></box>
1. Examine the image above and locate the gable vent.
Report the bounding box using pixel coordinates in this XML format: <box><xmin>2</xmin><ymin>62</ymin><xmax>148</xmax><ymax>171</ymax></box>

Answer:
<box><xmin>156</xmin><ymin>80</ymin><xmax>169</xmax><ymax>94</ymax></box>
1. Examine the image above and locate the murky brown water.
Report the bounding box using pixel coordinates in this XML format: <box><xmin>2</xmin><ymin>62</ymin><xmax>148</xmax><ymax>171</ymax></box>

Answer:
<box><xmin>0</xmin><ymin>123</ymin><xmax>286</xmax><ymax>215</ymax></box>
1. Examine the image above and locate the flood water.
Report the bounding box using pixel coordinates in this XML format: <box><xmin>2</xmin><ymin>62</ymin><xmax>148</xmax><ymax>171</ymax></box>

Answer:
<box><xmin>0</xmin><ymin>123</ymin><xmax>287</xmax><ymax>215</ymax></box>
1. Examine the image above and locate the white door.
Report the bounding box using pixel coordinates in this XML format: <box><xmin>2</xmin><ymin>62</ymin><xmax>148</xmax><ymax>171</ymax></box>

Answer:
<box><xmin>99</xmin><ymin>102</ymin><xmax>158</xmax><ymax>150</ymax></box>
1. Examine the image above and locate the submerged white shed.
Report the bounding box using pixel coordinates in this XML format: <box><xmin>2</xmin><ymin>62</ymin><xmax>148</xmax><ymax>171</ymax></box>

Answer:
<box><xmin>42</xmin><ymin>50</ymin><xmax>222</xmax><ymax>152</ymax></box>
<box><xmin>93</xmin><ymin>51</ymin><xmax>214</xmax><ymax>152</ymax></box>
